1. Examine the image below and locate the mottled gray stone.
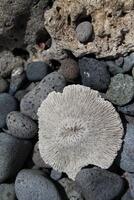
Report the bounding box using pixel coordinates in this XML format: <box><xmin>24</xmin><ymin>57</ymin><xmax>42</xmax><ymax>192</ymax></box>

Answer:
<box><xmin>59</xmin><ymin>178</ymin><xmax>83</xmax><ymax>200</ymax></box>
<box><xmin>106</xmin><ymin>74</ymin><xmax>134</xmax><ymax>106</ymax></box>
<box><xmin>0</xmin><ymin>78</ymin><xmax>8</xmax><ymax>93</ymax></box>
<box><xmin>75</xmin><ymin>168</ymin><xmax>125</xmax><ymax>200</ymax></box>
<box><xmin>15</xmin><ymin>169</ymin><xmax>61</xmax><ymax>200</ymax></box>
<box><xmin>0</xmin><ymin>51</ymin><xmax>24</xmax><ymax>78</ymax></box>
<box><xmin>32</xmin><ymin>142</ymin><xmax>50</xmax><ymax>168</ymax></box>
<box><xmin>0</xmin><ymin>93</ymin><xmax>17</xmax><ymax>128</ymax></box>
<box><xmin>124</xmin><ymin>173</ymin><xmax>134</xmax><ymax>198</ymax></box>
<box><xmin>106</xmin><ymin>60</ymin><xmax>124</xmax><ymax>75</ymax></box>
<box><xmin>115</xmin><ymin>57</ymin><xmax>124</xmax><ymax>68</ymax></box>
<box><xmin>6</xmin><ymin>111</ymin><xmax>38</xmax><ymax>139</ymax></box>
<box><xmin>120</xmin><ymin>124</ymin><xmax>134</xmax><ymax>172</ymax></box>
<box><xmin>58</xmin><ymin>58</ymin><xmax>79</xmax><ymax>81</ymax></box>
<box><xmin>26</xmin><ymin>61</ymin><xmax>49</xmax><ymax>81</ymax></box>
<box><xmin>125</xmin><ymin>115</ymin><xmax>134</xmax><ymax>124</ymax></box>
<box><xmin>76</xmin><ymin>21</ymin><xmax>93</xmax><ymax>43</ymax></box>
<box><xmin>121</xmin><ymin>190</ymin><xmax>133</xmax><ymax>200</ymax></box>
<box><xmin>118</xmin><ymin>102</ymin><xmax>134</xmax><ymax>116</ymax></box>
<box><xmin>51</xmin><ymin>169</ymin><xmax>62</xmax><ymax>181</ymax></box>
<box><xmin>79</xmin><ymin>57</ymin><xmax>110</xmax><ymax>91</ymax></box>
<box><xmin>0</xmin><ymin>183</ymin><xmax>16</xmax><ymax>200</ymax></box>
<box><xmin>20</xmin><ymin>72</ymin><xmax>66</xmax><ymax>120</ymax></box>
<box><xmin>9</xmin><ymin>67</ymin><xmax>26</xmax><ymax>95</ymax></box>
<box><xmin>0</xmin><ymin>132</ymin><xmax>32</xmax><ymax>183</ymax></box>
<box><xmin>123</xmin><ymin>52</ymin><xmax>134</xmax><ymax>72</ymax></box>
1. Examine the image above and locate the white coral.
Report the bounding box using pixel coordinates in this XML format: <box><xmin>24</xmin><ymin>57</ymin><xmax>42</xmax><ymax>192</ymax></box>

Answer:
<box><xmin>38</xmin><ymin>85</ymin><xmax>123</xmax><ymax>180</ymax></box>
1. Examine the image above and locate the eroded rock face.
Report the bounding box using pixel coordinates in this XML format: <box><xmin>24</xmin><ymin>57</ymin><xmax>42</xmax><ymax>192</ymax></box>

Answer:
<box><xmin>0</xmin><ymin>0</ymin><xmax>51</xmax><ymax>51</ymax></box>
<box><xmin>0</xmin><ymin>0</ymin><xmax>32</xmax><ymax>50</ymax></box>
<box><xmin>43</xmin><ymin>0</ymin><xmax>134</xmax><ymax>59</ymax></box>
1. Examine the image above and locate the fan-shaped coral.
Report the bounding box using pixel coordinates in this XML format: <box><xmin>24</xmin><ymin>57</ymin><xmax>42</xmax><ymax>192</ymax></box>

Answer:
<box><xmin>38</xmin><ymin>85</ymin><xmax>123</xmax><ymax>180</ymax></box>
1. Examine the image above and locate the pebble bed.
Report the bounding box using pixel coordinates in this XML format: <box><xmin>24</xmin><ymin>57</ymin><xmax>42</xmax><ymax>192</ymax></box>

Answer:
<box><xmin>1</xmin><ymin>3</ymin><xmax>134</xmax><ymax>200</ymax></box>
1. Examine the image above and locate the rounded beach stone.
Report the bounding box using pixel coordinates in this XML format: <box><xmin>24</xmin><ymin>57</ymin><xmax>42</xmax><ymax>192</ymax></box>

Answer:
<box><xmin>76</xmin><ymin>21</ymin><xmax>93</xmax><ymax>43</ymax></box>
<box><xmin>58</xmin><ymin>58</ymin><xmax>79</xmax><ymax>81</ymax></box>
<box><xmin>32</xmin><ymin>142</ymin><xmax>50</xmax><ymax>168</ymax></box>
<box><xmin>0</xmin><ymin>93</ymin><xmax>17</xmax><ymax>128</ymax></box>
<box><xmin>123</xmin><ymin>52</ymin><xmax>134</xmax><ymax>72</ymax></box>
<box><xmin>20</xmin><ymin>72</ymin><xmax>66</xmax><ymax>120</ymax></box>
<box><xmin>9</xmin><ymin>67</ymin><xmax>26</xmax><ymax>95</ymax></box>
<box><xmin>132</xmin><ymin>66</ymin><xmax>134</xmax><ymax>77</ymax></box>
<box><xmin>15</xmin><ymin>169</ymin><xmax>61</xmax><ymax>200</ymax></box>
<box><xmin>121</xmin><ymin>190</ymin><xmax>133</xmax><ymax>200</ymax></box>
<box><xmin>115</xmin><ymin>57</ymin><xmax>124</xmax><ymax>68</ymax></box>
<box><xmin>75</xmin><ymin>168</ymin><xmax>125</xmax><ymax>200</ymax></box>
<box><xmin>125</xmin><ymin>115</ymin><xmax>134</xmax><ymax>124</ymax></box>
<box><xmin>15</xmin><ymin>82</ymin><xmax>39</xmax><ymax>101</ymax></box>
<box><xmin>120</xmin><ymin>124</ymin><xmax>134</xmax><ymax>172</ymax></box>
<box><xmin>26</xmin><ymin>61</ymin><xmax>49</xmax><ymax>81</ymax></box>
<box><xmin>50</xmin><ymin>169</ymin><xmax>62</xmax><ymax>181</ymax></box>
<box><xmin>0</xmin><ymin>78</ymin><xmax>8</xmax><ymax>93</ymax></box>
<box><xmin>0</xmin><ymin>132</ymin><xmax>32</xmax><ymax>183</ymax></box>
<box><xmin>6</xmin><ymin>111</ymin><xmax>38</xmax><ymax>139</ymax></box>
<box><xmin>124</xmin><ymin>173</ymin><xmax>134</xmax><ymax>198</ymax></box>
<box><xmin>59</xmin><ymin>178</ymin><xmax>83</xmax><ymax>200</ymax></box>
<box><xmin>118</xmin><ymin>102</ymin><xmax>134</xmax><ymax>116</ymax></box>
<box><xmin>79</xmin><ymin>57</ymin><xmax>110</xmax><ymax>91</ymax></box>
<box><xmin>106</xmin><ymin>60</ymin><xmax>124</xmax><ymax>75</ymax></box>
<box><xmin>0</xmin><ymin>183</ymin><xmax>16</xmax><ymax>200</ymax></box>
<box><xmin>106</xmin><ymin>74</ymin><xmax>134</xmax><ymax>106</ymax></box>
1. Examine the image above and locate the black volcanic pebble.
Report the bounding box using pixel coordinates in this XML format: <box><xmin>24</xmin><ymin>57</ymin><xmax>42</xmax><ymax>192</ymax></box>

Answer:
<box><xmin>6</xmin><ymin>111</ymin><xmax>38</xmax><ymax>139</ymax></box>
<box><xmin>20</xmin><ymin>72</ymin><xmax>66</xmax><ymax>120</ymax></box>
<box><xmin>15</xmin><ymin>169</ymin><xmax>61</xmax><ymax>200</ymax></box>
<box><xmin>79</xmin><ymin>57</ymin><xmax>110</xmax><ymax>91</ymax></box>
<box><xmin>26</xmin><ymin>61</ymin><xmax>49</xmax><ymax>81</ymax></box>
<box><xmin>0</xmin><ymin>93</ymin><xmax>17</xmax><ymax>128</ymax></box>
<box><xmin>75</xmin><ymin>168</ymin><xmax>125</xmax><ymax>200</ymax></box>
<box><xmin>120</xmin><ymin>123</ymin><xmax>134</xmax><ymax>172</ymax></box>
<box><xmin>0</xmin><ymin>132</ymin><xmax>32</xmax><ymax>183</ymax></box>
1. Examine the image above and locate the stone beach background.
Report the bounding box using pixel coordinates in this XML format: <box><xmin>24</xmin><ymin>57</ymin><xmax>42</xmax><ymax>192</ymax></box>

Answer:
<box><xmin>1</xmin><ymin>0</ymin><xmax>134</xmax><ymax>199</ymax></box>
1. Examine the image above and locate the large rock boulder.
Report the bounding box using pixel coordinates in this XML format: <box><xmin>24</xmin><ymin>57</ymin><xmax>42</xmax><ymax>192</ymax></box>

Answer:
<box><xmin>42</xmin><ymin>0</ymin><xmax>134</xmax><ymax>59</ymax></box>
